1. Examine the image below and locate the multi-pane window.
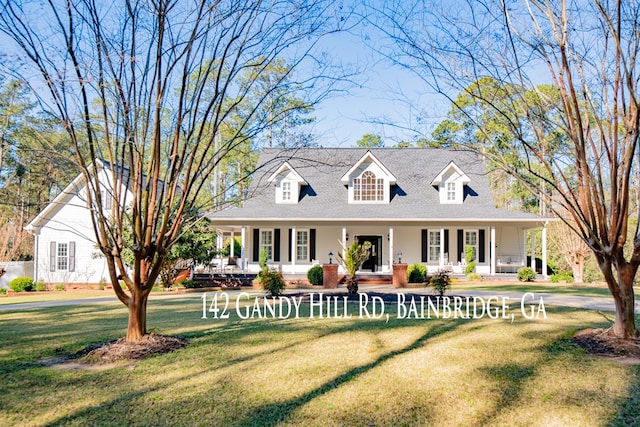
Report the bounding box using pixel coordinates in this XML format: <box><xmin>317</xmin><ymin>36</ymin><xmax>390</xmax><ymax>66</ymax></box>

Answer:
<box><xmin>260</xmin><ymin>230</ymin><xmax>273</xmax><ymax>262</ymax></box>
<box><xmin>446</xmin><ymin>182</ymin><xmax>456</xmax><ymax>201</ymax></box>
<box><xmin>99</xmin><ymin>190</ymin><xmax>113</xmax><ymax>210</ymax></box>
<box><xmin>57</xmin><ymin>243</ymin><xmax>68</xmax><ymax>271</ymax></box>
<box><xmin>428</xmin><ymin>231</ymin><xmax>441</xmax><ymax>262</ymax></box>
<box><xmin>282</xmin><ymin>181</ymin><xmax>291</xmax><ymax>201</ymax></box>
<box><xmin>296</xmin><ymin>230</ymin><xmax>308</xmax><ymax>261</ymax></box>
<box><xmin>465</xmin><ymin>230</ymin><xmax>478</xmax><ymax>261</ymax></box>
<box><xmin>354</xmin><ymin>171</ymin><xmax>384</xmax><ymax>201</ymax></box>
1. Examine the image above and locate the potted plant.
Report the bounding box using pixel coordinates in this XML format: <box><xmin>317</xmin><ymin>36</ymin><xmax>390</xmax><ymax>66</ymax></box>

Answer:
<box><xmin>336</xmin><ymin>239</ymin><xmax>372</xmax><ymax>298</ymax></box>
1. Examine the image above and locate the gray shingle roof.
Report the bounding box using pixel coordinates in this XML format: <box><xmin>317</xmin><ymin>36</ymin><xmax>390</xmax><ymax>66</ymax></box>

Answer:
<box><xmin>207</xmin><ymin>148</ymin><xmax>543</xmax><ymax>223</ymax></box>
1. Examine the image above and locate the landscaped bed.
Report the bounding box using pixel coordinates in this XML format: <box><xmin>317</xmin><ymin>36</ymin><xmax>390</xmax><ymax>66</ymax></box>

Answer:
<box><xmin>1</xmin><ymin>296</ymin><xmax>640</xmax><ymax>425</ymax></box>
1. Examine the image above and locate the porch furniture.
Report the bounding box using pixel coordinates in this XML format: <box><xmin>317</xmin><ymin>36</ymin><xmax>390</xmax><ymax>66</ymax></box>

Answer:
<box><xmin>497</xmin><ymin>256</ymin><xmax>524</xmax><ymax>273</ymax></box>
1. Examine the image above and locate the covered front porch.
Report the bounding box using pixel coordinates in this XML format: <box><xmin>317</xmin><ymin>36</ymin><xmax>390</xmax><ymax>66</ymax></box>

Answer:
<box><xmin>211</xmin><ymin>220</ymin><xmax>549</xmax><ymax>278</ymax></box>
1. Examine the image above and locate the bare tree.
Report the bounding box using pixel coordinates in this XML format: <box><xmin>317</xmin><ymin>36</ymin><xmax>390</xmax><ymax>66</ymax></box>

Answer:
<box><xmin>547</xmin><ymin>219</ymin><xmax>591</xmax><ymax>283</ymax></box>
<box><xmin>0</xmin><ymin>212</ymin><xmax>31</xmax><ymax>262</ymax></box>
<box><xmin>0</xmin><ymin>0</ymin><xmax>349</xmax><ymax>341</ymax></box>
<box><xmin>374</xmin><ymin>0</ymin><xmax>640</xmax><ymax>338</ymax></box>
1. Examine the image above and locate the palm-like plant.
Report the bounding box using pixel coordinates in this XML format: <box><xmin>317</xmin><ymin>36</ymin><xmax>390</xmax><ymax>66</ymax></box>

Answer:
<box><xmin>336</xmin><ymin>239</ymin><xmax>372</xmax><ymax>297</ymax></box>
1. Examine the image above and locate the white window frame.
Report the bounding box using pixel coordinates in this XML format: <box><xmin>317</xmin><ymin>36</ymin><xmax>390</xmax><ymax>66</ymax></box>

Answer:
<box><xmin>353</xmin><ymin>170</ymin><xmax>384</xmax><ymax>202</ymax></box>
<box><xmin>260</xmin><ymin>229</ymin><xmax>274</xmax><ymax>262</ymax></box>
<box><xmin>464</xmin><ymin>230</ymin><xmax>478</xmax><ymax>262</ymax></box>
<box><xmin>446</xmin><ymin>182</ymin><xmax>456</xmax><ymax>201</ymax></box>
<box><xmin>282</xmin><ymin>181</ymin><xmax>292</xmax><ymax>202</ymax></box>
<box><xmin>296</xmin><ymin>229</ymin><xmax>309</xmax><ymax>262</ymax></box>
<box><xmin>428</xmin><ymin>230</ymin><xmax>441</xmax><ymax>263</ymax></box>
<box><xmin>57</xmin><ymin>243</ymin><xmax>69</xmax><ymax>271</ymax></box>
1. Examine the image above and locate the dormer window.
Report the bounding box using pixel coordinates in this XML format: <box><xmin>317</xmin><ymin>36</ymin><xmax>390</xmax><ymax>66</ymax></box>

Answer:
<box><xmin>446</xmin><ymin>182</ymin><xmax>456</xmax><ymax>202</ymax></box>
<box><xmin>341</xmin><ymin>151</ymin><xmax>396</xmax><ymax>204</ymax></box>
<box><xmin>282</xmin><ymin>181</ymin><xmax>292</xmax><ymax>202</ymax></box>
<box><xmin>431</xmin><ymin>161</ymin><xmax>471</xmax><ymax>205</ymax></box>
<box><xmin>268</xmin><ymin>161</ymin><xmax>307</xmax><ymax>204</ymax></box>
<box><xmin>354</xmin><ymin>171</ymin><xmax>384</xmax><ymax>201</ymax></box>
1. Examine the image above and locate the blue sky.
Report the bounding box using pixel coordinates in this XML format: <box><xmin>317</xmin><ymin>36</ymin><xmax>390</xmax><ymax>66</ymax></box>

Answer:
<box><xmin>310</xmin><ymin>23</ymin><xmax>449</xmax><ymax>148</ymax></box>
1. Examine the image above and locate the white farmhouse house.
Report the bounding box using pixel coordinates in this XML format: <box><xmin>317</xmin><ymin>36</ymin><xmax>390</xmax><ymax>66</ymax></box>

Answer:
<box><xmin>24</xmin><ymin>160</ymin><xmax>128</xmax><ymax>285</ymax></box>
<box><xmin>208</xmin><ymin>148</ymin><xmax>550</xmax><ymax>277</ymax></box>
<box><xmin>25</xmin><ymin>148</ymin><xmax>550</xmax><ymax>285</ymax></box>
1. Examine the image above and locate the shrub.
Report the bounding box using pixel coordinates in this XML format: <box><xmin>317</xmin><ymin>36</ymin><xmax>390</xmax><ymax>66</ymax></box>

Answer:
<box><xmin>466</xmin><ymin>272</ymin><xmax>482</xmax><ymax>282</ymax></box>
<box><xmin>34</xmin><ymin>281</ymin><xmax>47</xmax><ymax>292</ymax></box>
<box><xmin>9</xmin><ymin>277</ymin><xmax>34</xmax><ymax>292</ymax></box>
<box><xmin>464</xmin><ymin>245</ymin><xmax>476</xmax><ymax>274</ymax></box>
<box><xmin>429</xmin><ymin>270</ymin><xmax>451</xmax><ymax>297</ymax></box>
<box><xmin>182</xmin><ymin>279</ymin><xmax>199</xmax><ymax>289</ymax></box>
<box><xmin>517</xmin><ymin>267</ymin><xmax>536</xmax><ymax>282</ymax></box>
<box><xmin>259</xmin><ymin>270</ymin><xmax>286</xmax><ymax>297</ymax></box>
<box><xmin>0</xmin><ymin>288</ymin><xmax>6</xmax><ymax>295</ymax></box>
<box><xmin>307</xmin><ymin>266</ymin><xmax>323</xmax><ymax>286</ymax></box>
<box><xmin>54</xmin><ymin>283</ymin><xmax>66</xmax><ymax>291</ymax></box>
<box><xmin>98</xmin><ymin>278</ymin><xmax>106</xmax><ymax>290</ymax></box>
<box><xmin>550</xmin><ymin>271</ymin><xmax>574</xmax><ymax>283</ymax></box>
<box><xmin>407</xmin><ymin>263</ymin><xmax>427</xmax><ymax>283</ymax></box>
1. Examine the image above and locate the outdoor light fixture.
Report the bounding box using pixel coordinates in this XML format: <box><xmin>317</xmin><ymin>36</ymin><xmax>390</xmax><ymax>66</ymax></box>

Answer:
<box><xmin>397</xmin><ymin>251</ymin><xmax>403</xmax><ymax>263</ymax></box>
<box><xmin>345</xmin><ymin>233</ymin><xmax>349</xmax><ymax>241</ymax></box>
<box><xmin>328</xmin><ymin>251</ymin><xmax>333</xmax><ymax>264</ymax></box>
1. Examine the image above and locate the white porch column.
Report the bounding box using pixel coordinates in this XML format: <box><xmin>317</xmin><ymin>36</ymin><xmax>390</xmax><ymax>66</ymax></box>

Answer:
<box><xmin>216</xmin><ymin>232</ymin><xmax>223</xmax><ymax>254</ymax></box>
<box><xmin>230</xmin><ymin>231</ymin><xmax>235</xmax><ymax>257</ymax></box>
<box><xmin>542</xmin><ymin>224</ymin><xmax>548</xmax><ymax>278</ymax></box>
<box><xmin>291</xmin><ymin>226</ymin><xmax>296</xmax><ymax>274</ymax></box>
<box><xmin>530</xmin><ymin>230</ymin><xmax>536</xmax><ymax>270</ymax></box>
<box><xmin>440</xmin><ymin>227</ymin><xmax>445</xmax><ymax>269</ymax></box>
<box><xmin>240</xmin><ymin>227</ymin><xmax>246</xmax><ymax>273</ymax></box>
<box><xmin>522</xmin><ymin>229</ymin><xmax>527</xmax><ymax>270</ymax></box>
<box><xmin>388</xmin><ymin>227</ymin><xmax>394</xmax><ymax>271</ymax></box>
<box><xmin>342</xmin><ymin>227</ymin><xmax>347</xmax><ymax>259</ymax></box>
<box><xmin>490</xmin><ymin>226</ymin><xmax>496</xmax><ymax>276</ymax></box>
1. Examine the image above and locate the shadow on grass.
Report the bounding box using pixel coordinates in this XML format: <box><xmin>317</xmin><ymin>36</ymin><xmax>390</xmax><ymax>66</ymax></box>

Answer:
<box><xmin>477</xmin><ymin>363</ymin><xmax>535</xmax><ymax>425</ymax></box>
<box><xmin>609</xmin><ymin>365</ymin><xmax>640</xmax><ymax>426</ymax></box>
<box><xmin>32</xmin><ymin>310</ymin><xmax>461</xmax><ymax>426</ymax></box>
<box><xmin>233</xmin><ymin>320</ymin><xmax>462</xmax><ymax>427</ymax></box>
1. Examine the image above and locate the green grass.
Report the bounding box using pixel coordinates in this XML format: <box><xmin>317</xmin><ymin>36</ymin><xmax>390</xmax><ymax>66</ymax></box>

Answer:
<box><xmin>1</xmin><ymin>295</ymin><xmax>640</xmax><ymax>426</ymax></box>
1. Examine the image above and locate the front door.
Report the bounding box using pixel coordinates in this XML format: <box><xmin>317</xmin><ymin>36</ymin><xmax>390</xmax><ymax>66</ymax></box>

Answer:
<box><xmin>357</xmin><ymin>235</ymin><xmax>382</xmax><ymax>272</ymax></box>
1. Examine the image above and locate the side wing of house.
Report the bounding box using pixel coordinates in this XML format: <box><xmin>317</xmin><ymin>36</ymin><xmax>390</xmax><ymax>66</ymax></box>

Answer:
<box><xmin>25</xmin><ymin>164</ymin><xmax>127</xmax><ymax>284</ymax></box>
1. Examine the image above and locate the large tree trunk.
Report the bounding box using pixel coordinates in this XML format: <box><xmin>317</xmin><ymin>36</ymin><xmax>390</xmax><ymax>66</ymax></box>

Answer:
<box><xmin>126</xmin><ymin>290</ymin><xmax>150</xmax><ymax>341</ymax></box>
<box><xmin>604</xmin><ymin>260</ymin><xmax>638</xmax><ymax>339</ymax></box>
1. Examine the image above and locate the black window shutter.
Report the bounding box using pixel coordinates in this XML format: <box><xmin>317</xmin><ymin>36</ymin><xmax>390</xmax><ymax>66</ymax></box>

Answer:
<box><xmin>288</xmin><ymin>229</ymin><xmax>292</xmax><ymax>262</ymax></box>
<box><xmin>253</xmin><ymin>229</ymin><xmax>260</xmax><ymax>262</ymax></box>
<box><xmin>68</xmin><ymin>241</ymin><xmax>76</xmax><ymax>272</ymax></box>
<box><xmin>421</xmin><ymin>230</ymin><xmax>428</xmax><ymax>262</ymax></box>
<box><xmin>310</xmin><ymin>229</ymin><xmax>316</xmax><ymax>261</ymax></box>
<box><xmin>50</xmin><ymin>241</ymin><xmax>56</xmax><ymax>272</ymax></box>
<box><xmin>457</xmin><ymin>229</ymin><xmax>464</xmax><ymax>262</ymax></box>
<box><xmin>479</xmin><ymin>229</ymin><xmax>486</xmax><ymax>263</ymax></box>
<box><xmin>274</xmin><ymin>229</ymin><xmax>281</xmax><ymax>262</ymax></box>
<box><xmin>444</xmin><ymin>230</ymin><xmax>449</xmax><ymax>257</ymax></box>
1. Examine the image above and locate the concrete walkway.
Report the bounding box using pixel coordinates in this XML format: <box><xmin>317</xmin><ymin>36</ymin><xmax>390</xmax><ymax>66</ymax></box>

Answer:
<box><xmin>0</xmin><ymin>285</ymin><xmax>634</xmax><ymax>313</ymax></box>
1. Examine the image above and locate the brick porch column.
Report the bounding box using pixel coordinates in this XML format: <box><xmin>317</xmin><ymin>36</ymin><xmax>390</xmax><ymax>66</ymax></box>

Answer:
<box><xmin>392</xmin><ymin>263</ymin><xmax>408</xmax><ymax>288</ymax></box>
<box><xmin>322</xmin><ymin>263</ymin><xmax>339</xmax><ymax>289</ymax></box>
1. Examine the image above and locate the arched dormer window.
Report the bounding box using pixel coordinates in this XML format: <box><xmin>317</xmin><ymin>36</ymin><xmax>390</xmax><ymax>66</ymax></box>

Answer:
<box><xmin>353</xmin><ymin>171</ymin><xmax>384</xmax><ymax>201</ymax></box>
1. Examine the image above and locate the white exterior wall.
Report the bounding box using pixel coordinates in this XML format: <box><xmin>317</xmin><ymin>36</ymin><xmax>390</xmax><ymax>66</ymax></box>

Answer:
<box><xmin>29</xmin><ymin>168</ymin><xmax>129</xmax><ymax>284</ymax></box>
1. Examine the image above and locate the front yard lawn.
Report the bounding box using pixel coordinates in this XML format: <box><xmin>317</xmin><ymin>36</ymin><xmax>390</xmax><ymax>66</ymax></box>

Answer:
<box><xmin>1</xmin><ymin>295</ymin><xmax>639</xmax><ymax>426</ymax></box>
